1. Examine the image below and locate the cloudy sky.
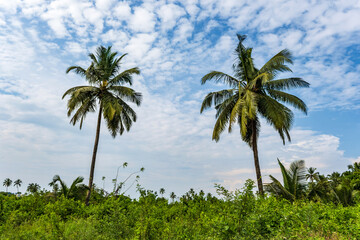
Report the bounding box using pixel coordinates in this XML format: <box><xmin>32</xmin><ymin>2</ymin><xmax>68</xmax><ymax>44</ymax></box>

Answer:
<box><xmin>1</xmin><ymin>0</ymin><xmax>359</xmax><ymax>196</ymax></box>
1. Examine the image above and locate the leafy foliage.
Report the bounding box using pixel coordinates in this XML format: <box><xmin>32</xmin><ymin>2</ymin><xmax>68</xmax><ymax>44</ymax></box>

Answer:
<box><xmin>49</xmin><ymin>175</ymin><xmax>88</xmax><ymax>201</ymax></box>
<box><xmin>1</xmin><ymin>178</ymin><xmax>360</xmax><ymax>239</ymax></box>
<box><xmin>265</xmin><ymin>159</ymin><xmax>307</xmax><ymax>202</ymax></box>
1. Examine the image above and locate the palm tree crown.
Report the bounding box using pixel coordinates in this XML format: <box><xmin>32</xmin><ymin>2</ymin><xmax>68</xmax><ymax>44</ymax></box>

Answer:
<box><xmin>200</xmin><ymin>34</ymin><xmax>309</xmax><ymax>194</ymax></box>
<box><xmin>3</xmin><ymin>178</ymin><xmax>12</xmax><ymax>192</ymax></box>
<box><xmin>306</xmin><ymin>167</ymin><xmax>319</xmax><ymax>183</ymax></box>
<box><xmin>63</xmin><ymin>46</ymin><xmax>142</xmax><ymax>137</ymax></box>
<box><xmin>27</xmin><ymin>183</ymin><xmax>40</xmax><ymax>194</ymax></box>
<box><xmin>63</xmin><ymin>46</ymin><xmax>142</xmax><ymax>205</ymax></box>
<box><xmin>14</xmin><ymin>179</ymin><xmax>22</xmax><ymax>193</ymax></box>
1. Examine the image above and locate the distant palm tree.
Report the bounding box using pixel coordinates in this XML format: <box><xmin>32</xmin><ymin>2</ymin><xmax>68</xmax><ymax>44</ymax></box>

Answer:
<box><xmin>306</xmin><ymin>167</ymin><xmax>319</xmax><ymax>183</ymax></box>
<box><xmin>51</xmin><ymin>175</ymin><xmax>88</xmax><ymax>199</ymax></box>
<box><xmin>102</xmin><ymin>176</ymin><xmax>106</xmax><ymax>190</ymax></box>
<box><xmin>265</xmin><ymin>159</ymin><xmax>307</xmax><ymax>202</ymax></box>
<box><xmin>159</xmin><ymin>188</ymin><xmax>165</xmax><ymax>197</ymax></box>
<box><xmin>27</xmin><ymin>183</ymin><xmax>40</xmax><ymax>194</ymax></box>
<box><xmin>63</xmin><ymin>46</ymin><xmax>142</xmax><ymax>205</ymax></box>
<box><xmin>3</xmin><ymin>178</ymin><xmax>12</xmax><ymax>192</ymax></box>
<box><xmin>170</xmin><ymin>192</ymin><xmax>176</xmax><ymax>202</ymax></box>
<box><xmin>200</xmin><ymin>34</ymin><xmax>309</xmax><ymax>194</ymax></box>
<box><xmin>13</xmin><ymin>179</ymin><xmax>22</xmax><ymax>193</ymax></box>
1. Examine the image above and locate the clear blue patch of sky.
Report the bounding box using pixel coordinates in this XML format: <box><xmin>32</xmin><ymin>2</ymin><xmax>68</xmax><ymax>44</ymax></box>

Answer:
<box><xmin>295</xmin><ymin>109</ymin><xmax>360</xmax><ymax>158</ymax></box>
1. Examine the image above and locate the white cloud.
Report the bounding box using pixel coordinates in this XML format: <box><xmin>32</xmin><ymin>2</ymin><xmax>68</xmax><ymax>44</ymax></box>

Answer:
<box><xmin>124</xmin><ymin>33</ymin><xmax>157</xmax><ymax>61</ymax></box>
<box><xmin>172</xmin><ymin>18</ymin><xmax>193</xmax><ymax>43</ymax></box>
<box><xmin>113</xmin><ymin>1</ymin><xmax>131</xmax><ymax>21</ymax></box>
<box><xmin>83</xmin><ymin>7</ymin><xmax>104</xmax><ymax>33</ymax></box>
<box><xmin>157</xmin><ymin>3</ymin><xmax>186</xmax><ymax>31</ymax></box>
<box><xmin>128</xmin><ymin>7</ymin><xmax>156</xmax><ymax>33</ymax></box>
<box><xmin>181</xmin><ymin>0</ymin><xmax>200</xmax><ymax>19</ymax></box>
<box><xmin>0</xmin><ymin>0</ymin><xmax>20</xmax><ymax>14</ymax></box>
<box><xmin>65</xmin><ymin>41</ymin><xmax>85</xmax><ymax>54</ymax></box>
<box><xmin>96</xmin><ymin>0</ymin><xmax>115</xmax><ymax>11</ymax></box>
<box><xmin>0</xmin><ymin>0</ymin><xmax>359</xmax><ymax>195</ymax></box>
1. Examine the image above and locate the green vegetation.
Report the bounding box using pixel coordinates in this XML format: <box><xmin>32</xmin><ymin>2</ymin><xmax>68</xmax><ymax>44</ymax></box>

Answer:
<box><xmin>200</xmin><ymin>34</ymin><xmax>309</xmax><ymax>195</ymax></box>
<box><xmin>63</xmin><ymin>46</ymin><xmax>142</xmax><ymax>205</ymax></box>
<box><xmin>1</xmin><ymin>169</ymin><xmax>360</xmax><ymax>239</ymax></box>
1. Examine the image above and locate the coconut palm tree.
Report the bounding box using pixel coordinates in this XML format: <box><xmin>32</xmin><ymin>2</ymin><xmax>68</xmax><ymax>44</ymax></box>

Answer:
<box><xmin>3</xmin><ymin>178</ymin><xmax>12</xmax><ymax>192</ymax></box>
<box><xmin>170</xmin><ymin>192</ymin><xmax>176</xmax><ymax>202</ymax></box>
<box><xmin>13</xmin><ymin>179</ymin><xmax>22</xmax><ymax>193</ymax></box>
<box><xmin>159</xmin><ymin>188</ymin><xmax>165</xmax><ymax>197</ymax></box>
<box><xmin>200</xmin><ymin>34</ymin><xmax>309</xmax><ymax>194</ymax></box>
<box><xmin>27</xmin><ymin>183</ymin><xmax>40</xmax><ymax>194</ymax></box>
<box><xmin>63</xmin><ymin>46</ymin><xmax>142</xmax><ymax>205</ymax></box>
<box><xmin>51</xmin><ymin>175</ymin><xmax>88</xmax><ymax>199</ymax></box>
<box><xmin>265</xmin><ymin>159</ymin><xmax>307</xmax><ymax>202</ymax></box>
<box><xmin>306</xmin><ymin>167</ymin><xmax>319</xmax><ymax>183</ymax></box>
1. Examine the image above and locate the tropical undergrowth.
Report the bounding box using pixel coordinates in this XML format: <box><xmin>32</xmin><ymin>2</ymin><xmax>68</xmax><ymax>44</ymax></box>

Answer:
<box><xmin>0</xmin><ymin>179</ymin><xmax>359</xmax><ymax>240</ymax></box>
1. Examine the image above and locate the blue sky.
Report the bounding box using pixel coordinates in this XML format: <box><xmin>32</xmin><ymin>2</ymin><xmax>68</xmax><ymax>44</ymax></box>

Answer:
<box><xmin>0</xmin><ymin>0</ymin><xmax>359</xmax><ymax>196</ymax></box>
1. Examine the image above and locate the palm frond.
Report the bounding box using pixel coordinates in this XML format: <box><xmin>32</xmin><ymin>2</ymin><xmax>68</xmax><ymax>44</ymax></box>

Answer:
<box><xmin>212</xmin><ymin>96</ymin><xmax>237</xmax><ymax>141</ymax></box>
<box><xmin>66</xmin><ymin>87</ymin><xmax>99</xmax><ymax>118</ymax></box>
<box><xmin>62</xmin><ymin>86</ymin><xmax>94</xmax><ymax>99</ymax></box>
<box><xmin>68</xmin><ymin>176</ymin><xmax>84</xmax><ymax>197</ymax></box>
<box><xmin>257</xmin><ymin>95</ymin><xmax>293</xmax><ymax>144</ymax></box>
<box><xmin>267</xmin><ymin>89</ymin><xmax>308</xmax><ymax>114</ymax></box>
<box><xmin>101</xmin><ymin>92</ymin><xmax>138</xmax><ymax>138</ymax></box>
<box><xmin>228</xmin><ymin>98</ymin><xmax>244</xmax><ymax>132</ymax></box>
<box><xmin>69</xmin><ymin>98</ymin><xmax>97</xmax><ymax>129</ymax></box>
<box><xmin>201</xmin><ymin>89</ymin><xmax>236</xmax><ymax>113</ymax></box>
<box><xmin>53</xmin><ymin>175</ymin><xmax>69</xmax><ymax>197</ymax></box>
<box><xmin>266</xmin><ymin>175</ymin><xmax>295</xmax><ymax>201</ymax></box>
<box><xmin>108</xmin><ymin>67</ymin><xmax>140</xmax><ymax>86</ymax></box>
<box><xmin>108</xmin><ymin>86</ymin><xmax>142</xmax><ymax>106</ymax></box>
<box><xmin>66</xmin><ymin>66</ymin><xmax>87</xmax><ymax>77</ymax></box>
<box><xmin>201</xmin><ymin>71</ymin><xmax>240</xmax><ymax>87</ymax></box>
<box><xmin>258</xmin><ymin>49</ymin><xmax>293</xmax><ymax>76</ymax></box>
<box><xmin>265</xmin><ymin>78</ymin><xmax>310</xmax><ymax>90</ymax></box>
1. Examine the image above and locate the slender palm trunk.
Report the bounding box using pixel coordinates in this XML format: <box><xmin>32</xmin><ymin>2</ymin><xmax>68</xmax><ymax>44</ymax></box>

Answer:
<box><xmin>85</xmin><ymin>104</ymin><xmax>103</xmax><ymax>205</ymax></box>
<box><xmin>251</xmin><ymin>121</ymin><xmax>264</xmax><ymax>195</ymax></box>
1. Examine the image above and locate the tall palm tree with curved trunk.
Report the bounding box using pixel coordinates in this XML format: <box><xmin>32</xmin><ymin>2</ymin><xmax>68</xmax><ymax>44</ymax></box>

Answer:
<box><xmin>63</xmin><ymin>46</ymin><xmax>142</xmax><ymax>205</ymax></box>
<box><xmin>14</xmin><ymin>179</ymin><xmax>22</xmax><ymax>193</ymax></box>
<box><xmin>200</xmin><ymin>34</ymin><xmax>309</xmax><ymax>195</ymax></box>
